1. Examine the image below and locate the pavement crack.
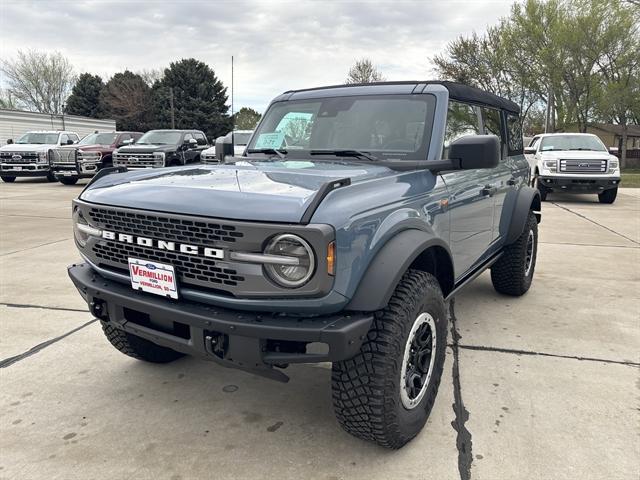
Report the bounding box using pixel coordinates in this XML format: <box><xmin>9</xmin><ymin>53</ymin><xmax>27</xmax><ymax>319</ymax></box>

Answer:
<box><xmin>1</xmin><ymin>237</ymin><xmax>72</xmax><ymax>256</ymax></box>
<box><xmin>550</xmin><ymin>202</ymin><xmax>639</xmax><ymax>245</ymax></box>
<box><xmin>449</xmin><ymin>298</ymin><xmax>473</xmax><ymax>480</ymax></box>
<box><xmin>455</xmin><ymin>344</ymin><xmax>640</xmax><ymax>368</ymax></box>
<box><xmin>0</xmin><ymin>319</ymin><xmax>97</xmax><ymax>368</ymax></box>
<box><xmin>0</xmin><ymin>302</ymin><xmax>87</xmax><ymax>313</ymax></box>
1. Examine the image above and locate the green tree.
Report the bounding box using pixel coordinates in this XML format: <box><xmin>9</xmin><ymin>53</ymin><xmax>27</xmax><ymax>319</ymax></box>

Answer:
<box><xmin>65</xmin><ymin>73</ymin><xmax>104</xmax><ymax>118</ymax></box>
<box><xmin>346</xmin><ymin>58</ymin><xmax>385</xmax><ymax>84</ymax></box>
<box><xmin>152</xmin><ymin>58</ymin><xmax>232</xmax><ymax>140</ymax></box>
<box><xmin>99</xmin><ymin>71</ymin><xmax>153</xmax><ymax>131</ymax></box>
<box><xmin>234</xmin><ymin>107</ymin><xmax>262</xmax><ymax>130</ymax></box>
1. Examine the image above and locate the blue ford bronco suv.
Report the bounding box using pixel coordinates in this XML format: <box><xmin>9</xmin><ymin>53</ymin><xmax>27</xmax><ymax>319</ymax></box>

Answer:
<box><xmin>68</xmin><ymin>81</ymin><xmax>541</xmax><ymax>448</ymax></box>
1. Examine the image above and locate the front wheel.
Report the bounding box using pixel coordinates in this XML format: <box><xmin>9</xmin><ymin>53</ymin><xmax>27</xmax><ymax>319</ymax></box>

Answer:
<box><xmin>1</xmin><ymin>176</ymin><xmax>16</xmax><ymax>183</ymax></box>
<box><xmin>598</xmin><ymin>187</ymin><xmax>617</xmax><ymax>204</ymax></box>
<box><xmin>58</xmin><ymin>176</ymin><xmax>78</xmax><ymax>185</ymax></box>
<box><xmin>332</xmin><ymin>270</ymin><xmax>447</xmax><ymax>449</ymax></box>
<box><xmin>491</xmin><ymin>210</ymin><xmax>538</xmax><ymax>296</ymax></box>
<box><xmin>533</xmin><ymin>173</ymin><xmax>548</xmax><ymax>201</ymax></box>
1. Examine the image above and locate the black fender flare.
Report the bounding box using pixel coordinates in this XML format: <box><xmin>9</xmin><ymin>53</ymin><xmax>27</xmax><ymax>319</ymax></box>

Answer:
<box><xmin>346</xmin><ymin>230</ymin><xmax>453</xmax><ymax>312</ymax></box>
<box><xmin>505</xmin><ymin>186</ymin><xmax>541</xmax><ymax>245</ymax></box>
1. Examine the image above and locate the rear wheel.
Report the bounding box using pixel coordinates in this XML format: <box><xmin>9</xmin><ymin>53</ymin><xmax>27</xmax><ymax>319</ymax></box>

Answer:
<box><xmin>491</xmin><ymin>210</ymin><xmax>538</xmax><ymax>296</ymax></box>
<box><xmin>46</xmin><ymin>172</ymin><xmax>56</xmax><ymax>182</ymax></box>
<box><xmin>598</xmin><ymin>187</ymin><xmax>617</xmax><ymax>204</ymax></box>
<box><xmin>1</xmin><ymin>176</ymin><xmax>16</xmax><ymax>183</ymax></box>
<box><xmin>332</xmin><ymin>270</ymin><xmax>447</xmax><ymax>449</ymax></box>
<box><xmin>59</xmin><ymin>176</ymin><xmax>78</xmax><ymax>185</ymax></box>
<box><xmin>101</xmin><ymin>321</ymin><xmax>184</xmax><ymax>363</ymax></box>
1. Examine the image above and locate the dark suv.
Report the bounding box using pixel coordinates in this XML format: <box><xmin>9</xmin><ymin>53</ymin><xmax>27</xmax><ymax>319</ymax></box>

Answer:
<box><xmin>52</xmin><ymin>131</ymin><xmax>143</xmax><ymax>185</ymax></box>
<box><xmin>113</xmin><ymin>129</ymin><xmax>208</xmax><ymax>168</ymax></box>
<box><xmin>68</xmin><ymin>81</ymin><xmax>541</xmax><ymax>449</ymax></box>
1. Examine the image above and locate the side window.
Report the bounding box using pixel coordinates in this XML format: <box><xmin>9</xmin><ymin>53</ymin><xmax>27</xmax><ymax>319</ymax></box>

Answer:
<box><xmin>194</xmin><ymin>132</ymin><xmax>207</xmax><ymax>145</ymax></box>
<box><xmin>506</xmin><ymin>114</ymin><xmax>523</xmax><ymax>156</ymax></box>
<box><xmin>443</xmin><ymin>101</ymin><xmax>480</xmax><ymax>158</ymax></box>
<box><xmin>480</xmin><ymin>107</ymin><xmax>505</xmax><ymax>158</ymax></box>
<box><xmin>59</xmin><ymin>134</ymin><xmax>69</xmax><ymax>145</ymax></box>
<box><xmin>183</xmin><ymin>133</ymin><xmax>194</xmax><ymax>143</ymax></box>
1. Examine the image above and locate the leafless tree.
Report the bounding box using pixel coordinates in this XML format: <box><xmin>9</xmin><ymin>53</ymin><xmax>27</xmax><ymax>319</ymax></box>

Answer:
<box><xmin>0</xmin><ymin>50</ymin><xmax>76</xmax><ymax>114</ymax></box>
<box><xmin>138</xmin><ymin>68</ymin><xmax>164</xmax><ymax>86</ymax></box>
<box><xmin>346</xmin><ymin>58</ymin><xmax>386</xmax><ymax>84</ymax></box>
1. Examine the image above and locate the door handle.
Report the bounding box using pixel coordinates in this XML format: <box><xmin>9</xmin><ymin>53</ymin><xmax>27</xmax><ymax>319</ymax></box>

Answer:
<box><xmin>481</xmin><ymin>185</ymin><xmax>498</xmax><ymax>197</ymax></box>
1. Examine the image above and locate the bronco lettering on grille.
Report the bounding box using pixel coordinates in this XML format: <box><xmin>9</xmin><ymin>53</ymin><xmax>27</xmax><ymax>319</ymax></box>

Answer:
<box><xmin>101</xmin><ymin>230</ymin><xmax>224</xmax><ymax>259</ymax></box>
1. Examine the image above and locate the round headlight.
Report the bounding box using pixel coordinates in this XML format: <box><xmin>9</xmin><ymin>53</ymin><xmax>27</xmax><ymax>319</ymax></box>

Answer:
<box><xmin>264</xmin><ymin>234</ymin><xmax>315</xmax><ymax>288</ymax></box>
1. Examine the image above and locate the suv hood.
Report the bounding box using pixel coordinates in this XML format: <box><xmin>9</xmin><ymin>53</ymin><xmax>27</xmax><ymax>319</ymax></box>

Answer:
<box><xmin>0</xmin><ymin>143</ymin><xmax>53</xmax><ymax>152</ymax></box>
<box><xmin>80</xmin><ymin>161</ymin><xmax>391</xmax><ymax>223</ymax></box>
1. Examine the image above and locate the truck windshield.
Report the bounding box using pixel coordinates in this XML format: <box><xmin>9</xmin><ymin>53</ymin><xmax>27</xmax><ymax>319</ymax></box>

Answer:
<box><xmin>247</xmin><ymin>94</ymin><xmax>435</xmax><ymax>161</ymax></box>
<box><xmin>79</xmin><ymin>133</ymin><xmax>118</xmax><ymax>145</ymax></box>
<box><xmin>16</xmin><ymin>133</ymin><xmax>59</xmax><ymax>144</ymax></box>
<box><xmin>540</xmin><ymin>135</ymin><xmax>607</xmax><ymax>152</ymax></box>
<box><xmin>136</xmin><ymin>131</ymin><xmax>182</xmax><ymax>145</ymax></box>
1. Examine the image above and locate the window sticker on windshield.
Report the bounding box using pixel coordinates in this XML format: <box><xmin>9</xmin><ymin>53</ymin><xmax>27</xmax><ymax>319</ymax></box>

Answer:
<box><xmin>254</xmin><ymin>132</ymin><xmax>285</xmax><ymax>149</ymax></box>
<box><xmin>284</xmin><ymin>161</ymin><xmax>315</xmax><ymax>169</ymax></box>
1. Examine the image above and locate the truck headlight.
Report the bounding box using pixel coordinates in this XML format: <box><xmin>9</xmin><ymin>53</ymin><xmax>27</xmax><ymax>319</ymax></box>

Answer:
<box><xmin>153</xmin><ymin>152</ymin><xmax>165</xmax><ymax>165</ymax></box>
<box><xmin>73</xmin><ymin>208</ymin><xmax>101</xmax><ymax>247</ymax></box>
<box><xmin>543</xmin><ymin>160</ymin><xmax>557</xmax><ymax>172</ymax></box>
<box><xmin>38</xmin><ymin>151</ymin><xmax>49</xmax><ymax>163</ymax></box>
<box><xmin>608</xmin><ymin>159</ymin><xmax>619</xmax><ymax>173</ymax></box>
<box><xmin>263</xmin><ymin>234</ymin><xmax>315</xmax><ymax>287</ymax></box>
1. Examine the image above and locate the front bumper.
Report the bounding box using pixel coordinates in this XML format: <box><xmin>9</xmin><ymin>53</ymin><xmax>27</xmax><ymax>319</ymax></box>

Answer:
<box><xmin>52</xmin><ymin>163</ymin><xmax>99</xmax><ymax>179</ymax></box>
<box><xmin>68</xmin><ymin>262</ymin><xmax>372</xmax><ymax>381</ymax></box>
<box><xmin>538</xmin><ymin>175</ymin><xmax>620</xmax><ymax>193</ymax></box>
<box><xmin>1</xmin><ymin>163</ymin><xmax>50</xmax><ymax>176</ymax></box>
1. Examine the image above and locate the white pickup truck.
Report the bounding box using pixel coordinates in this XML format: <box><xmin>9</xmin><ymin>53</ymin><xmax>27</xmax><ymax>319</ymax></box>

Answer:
<box><xmin>201</xmin><ymin>130</ymin><xmax>253</xmax><ymax>163</ymax></box>
<box><xmin>525</xmin><ymin>133</ymin><xmax>621</xmax><ymax>203</ymax></box>
<box><xmin>0</xmin><ymin>131</ymin><xmax>80</xmax><ymax>183</ymax></box>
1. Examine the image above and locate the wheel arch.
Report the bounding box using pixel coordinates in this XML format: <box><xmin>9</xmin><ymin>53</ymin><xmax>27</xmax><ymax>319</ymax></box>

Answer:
<box><xmin>345</xmin><ymin>230</ymin><xmax>454</xmax><ymax>312</ymax></box>
<box><xmin>505</xmin><ymin>186</ymin><xmax>541</xmax><ymax>245</ymax></box>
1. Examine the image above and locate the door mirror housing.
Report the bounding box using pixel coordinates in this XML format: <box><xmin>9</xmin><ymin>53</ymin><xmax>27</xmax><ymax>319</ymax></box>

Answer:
<box><xmin>120</xmin><ymin>138</ymin><xmax>134</xmax><ymax>147</ymax></box>
<box><xmin>185</xmin><ymin>138</ymin><xmax>198</xmax><ymax>148</ymax></box>
<box><xmin>524</xmin><ymin>146</ymin><xmax>536</xmax><ymax>154</ymax></box>
<box><xmin>66</xmin><ymin>139</ymin><xmax>74</xmax><ymax>145</ymax></box>
<box><xmin>428</xmin><ymin>135</ymin><xmax>500</xmax><ymax>173</ymax></box>
<box><xmin>215</xmin><ymin>132</ymin><xmax>234</xmax><ymax>161</ymax></box>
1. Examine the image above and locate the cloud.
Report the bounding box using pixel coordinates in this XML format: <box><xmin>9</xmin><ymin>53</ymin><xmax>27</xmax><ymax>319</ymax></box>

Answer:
<box><xmin>0</xmin><ymin>0</ymin><xmax>515</xmax><ymax>113</ymax></box>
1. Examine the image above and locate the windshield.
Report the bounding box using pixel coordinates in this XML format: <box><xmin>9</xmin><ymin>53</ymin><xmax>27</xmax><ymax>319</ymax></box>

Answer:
<box><xmin>79</xmin><ymin>133</ymin><xmax>117</xmax><ymax>145</ymax></box>
<box><xmin>247</xmin><ymin>94</ymin><xmax>436</xmax><ymax>160</ymax></box>
<box><xmin>233</xmin><ymin>132</ymin><xmax>252</xmax><ymax>146</ymax></box>
<box><xmin>136</xmin><ymin>131</ymin><xmax>182</xmax><ymax>145</ymax></box>
<box><xmin>540</xmin><ymin>135</ymin><xmax>606</xmax><ymax>152</ymax></box>
<box><xmin>16</xmin><ymin>132</ymin><xmax>59</xmax><ymax>145</ymax></box>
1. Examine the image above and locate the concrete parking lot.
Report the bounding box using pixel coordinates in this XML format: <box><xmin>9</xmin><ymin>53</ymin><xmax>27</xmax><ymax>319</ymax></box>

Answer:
<box><xmin>1</xmin><ymin>178</ymin><xmax>638</xmax><ymax>480</ymax></box>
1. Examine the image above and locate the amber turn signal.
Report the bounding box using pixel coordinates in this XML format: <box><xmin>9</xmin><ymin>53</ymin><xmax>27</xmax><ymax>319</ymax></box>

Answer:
<box><xmin>327</xmin><ymin>241</ymin><xmax>336</xmax><ymax>276</ymax></box>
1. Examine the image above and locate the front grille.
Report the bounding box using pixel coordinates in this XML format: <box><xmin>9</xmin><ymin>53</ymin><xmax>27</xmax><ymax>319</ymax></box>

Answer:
<box><xmin>113</xmin><ymin>152</ymin><xmax>163</xmax><ymax>168</ymax></box>
<box><xmin>50</xmin><ymin>147</ymin><xmax>77</xmax><ymax>165</ymax></box>
<box><xmin>93</xmin><ymin>241</ymin><xmax>245</xmax><ymax>288</ymax></box>
<box><xmin>0</xmin><ymin>151</ymin><xmax>38</xmax><ymax>163</ymax></box>
<box><xmin>78</xmin><ymin>151</ymin><xmax>101</xmax><ymax>163</ymax></box>
<box><xmin>559</xmin><ymin>159</ymin><xmax>607</xmax><ymax>173</ymax></box>
<box><xmin>88</xmin><ymin>208</ymin><xmax>244</xmax><ymax>244</ymax></box>
<box><xmin>201</xmin><ymin>153</ymin><xmax>219</xmax><ymax>164</ymax></box>
<box><xmin>88</xmin><ymin>207</ymin><xmax>247</xmax><ymax>292</ymax></box>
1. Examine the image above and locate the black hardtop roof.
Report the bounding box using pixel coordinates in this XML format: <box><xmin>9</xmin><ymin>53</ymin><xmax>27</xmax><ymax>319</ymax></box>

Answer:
<box><xmin>282</xmin><ymin>80</ymin><xmax>520</xmax><ymax>114</ymax></box>
<box><xmin>146</xmin><ymin>129</ymin><xmax>205</xmax><ymax>134</ymax></box>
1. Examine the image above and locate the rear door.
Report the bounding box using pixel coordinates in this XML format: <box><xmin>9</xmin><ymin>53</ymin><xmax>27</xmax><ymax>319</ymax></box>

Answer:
<box><xmin>441</xmin><ymin>101</ymin><xmax>497</xmax><ymax>278</ymax></box>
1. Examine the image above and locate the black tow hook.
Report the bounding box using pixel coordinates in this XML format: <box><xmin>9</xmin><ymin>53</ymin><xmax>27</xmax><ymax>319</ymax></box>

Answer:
<box><xmin>89</xmin><ymin>299</ymin><xmax>108</xmax><ymax>320</ymax></box>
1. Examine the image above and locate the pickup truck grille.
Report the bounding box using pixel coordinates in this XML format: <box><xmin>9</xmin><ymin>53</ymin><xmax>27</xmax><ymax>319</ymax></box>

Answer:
<box><xmin>113</xmin><ymin>152</ymin><xmax>163</xmax><ymax>168</ymax></box>
<box><xmin>87</xmin><ymin>207</ymin><xmax>247</xmax><ymax>292</ymax></box>
<box><xmin>0</xmin><ymin>151</ymin><xmax>38</xmax><ymax>163</ymax></box>
<box><xmin>559</xmin><ymin>159</ymin><xmax>607</xmax><ymax>173</ymax></box>
<box><xmin>50</xmin><ymin>147</ymin><xmax>77</xmax><ymax>165</ymax></box>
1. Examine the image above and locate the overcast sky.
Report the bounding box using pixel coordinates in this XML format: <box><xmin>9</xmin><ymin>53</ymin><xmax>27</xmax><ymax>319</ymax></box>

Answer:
<box><xmin>1</xmin><ymin>0</ymin><xmax>515</xmax><ymax>113</ymax></box>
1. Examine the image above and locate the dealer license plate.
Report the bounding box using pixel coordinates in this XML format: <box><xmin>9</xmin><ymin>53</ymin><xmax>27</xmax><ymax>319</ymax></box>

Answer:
<box><xmin>128</xmin><ymin>258</ymin><xmax>178</xmax><ymax>299</ymax></box>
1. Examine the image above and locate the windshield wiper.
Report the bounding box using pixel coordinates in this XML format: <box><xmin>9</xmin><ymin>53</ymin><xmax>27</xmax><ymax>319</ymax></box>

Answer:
<box><xmin>246</xmin><ymin>148</ymin><xmax>288</xmax><ymax>159</ymax></box>
<box><xmin>309</xmin><ymin>150</ymin><xmax>378</xmax><ymax>162</ymax></box>
<box><xmin>569</xmin><ymin>148</ymin><xmax>599</xmax><ymax>151</ymax></box>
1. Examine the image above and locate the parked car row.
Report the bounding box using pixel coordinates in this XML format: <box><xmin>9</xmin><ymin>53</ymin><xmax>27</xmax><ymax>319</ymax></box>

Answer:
<box><xmin>0</xmin><ymin>128</ymin><xmax>254</xmax><ymax>185</ymax></box>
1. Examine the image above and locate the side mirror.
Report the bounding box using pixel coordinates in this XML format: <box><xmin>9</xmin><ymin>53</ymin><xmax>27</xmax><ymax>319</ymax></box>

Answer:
<box><xmin>608</xmin><ymin>147</ymin><xmax>619</xmax><ymax>155</ymax></box>
<box><xmin>186</xmin><ymin>138</ymin><xmax>198</xmax><ymax>147</ymax></box>
<box><xmin>524</xmin><ymin>146</ymin><xmax>536</xmax><ymax>154</ymax></box>
<box><xmin>449</xmin><ymin>135</ymin><xmax>500</xmax><ymax>169</ymax></box>
<box><xmin>120</xmin><ymin>138</ymin><xmax>134</xmax><ymax>146</ymax></box>
<box><xmin>215</xmin><ymin>133</ymin><xmax>234</xmax><ymax>161</ymax></box>
<box><xmin>66</xmin><ymin>139</ymin><xmax>74</xmax><ymax>145</ymax></box>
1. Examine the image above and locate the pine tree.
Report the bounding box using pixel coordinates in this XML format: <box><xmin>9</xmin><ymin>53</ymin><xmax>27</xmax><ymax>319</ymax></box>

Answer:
<box><xmin>65</xmin><ymin>73</ymin><xmax>104</xmax><ymax>118</ymax></box>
